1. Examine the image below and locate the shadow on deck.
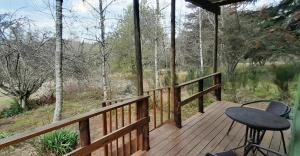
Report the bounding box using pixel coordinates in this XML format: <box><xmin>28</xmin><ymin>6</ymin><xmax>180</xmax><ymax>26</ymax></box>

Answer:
<box><xmin>142</xmin><ymin>101</ymin><xmax>290</xmax><ymax>156</ymax></box>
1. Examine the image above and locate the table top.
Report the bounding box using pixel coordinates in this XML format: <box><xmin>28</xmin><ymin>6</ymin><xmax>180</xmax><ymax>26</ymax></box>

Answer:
<box><xmin>225</xmin><ymin>107</ymin><xmax>290</xmax><ymax>130</ymax></box>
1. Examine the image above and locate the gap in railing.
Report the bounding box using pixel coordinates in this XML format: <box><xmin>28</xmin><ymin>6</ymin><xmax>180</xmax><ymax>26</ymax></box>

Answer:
<box><xmin>145</xmin><ymin>87</ymin><xmax>171</xmax><ymax>131</ymax></box>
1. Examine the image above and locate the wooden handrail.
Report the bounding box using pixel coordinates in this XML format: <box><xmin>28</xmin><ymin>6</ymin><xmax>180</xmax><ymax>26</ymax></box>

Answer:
<box><xmin>176</xmin><ymin>72</ymin><xmax>221</xmax><ymax>88</ymax></box>
<box><xmin>0</xmin><ymin>96</ymin><xmax>149</xmax><ymax>150</ymax></box>
<box><xmin>102</xmin><ymin>97</ymin><xmax>133</xmax><ymax>104</ymax></box>
<box><xmin>144</xmin><ymin>86</ymin><xmax>170</xmax><ymax>92</ymax></box>
<box><xmin>173</xmin><ymin>72</ymin><xmax>222</xmax><ymax>128</ymax></box>
<box><xmin>180</xmin><ymin>84</ymin><xmax>221</xmax><ymax>106</ymax></box>
<box><xmin>66</xmin><ymin>117</ymin><xmax>150</xmax><ymax>156</ymax></box>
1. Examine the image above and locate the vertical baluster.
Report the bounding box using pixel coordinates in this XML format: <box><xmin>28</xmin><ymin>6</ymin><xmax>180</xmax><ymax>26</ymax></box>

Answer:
<box><xmin>168</xmin><ymin>87</ymin><xmax>171</xmax><ymax>120</ymax></box>
<box><xmin>115</xmin><ymin>108</ymin><xmax>118</xmax><ymax>156</ymax></box>
<box><xmin>109</xmin><ymin>102</ymin><xmax>112</xmax><ymax>156</ymax></box>
<box><xmin>115</xmin><ymin>108</ymin><xmax>119</xmax><ymax>156</ymax></box>
<box><xmin>121</xmin><ymin>106</ymin><xmax>125</xmax><ymax>156</ymax></box>
<box><xmin>153</xmin><ymin>90</ymin><xmax>156</xmax><ymax>128</ymax></box>
<box><xmin>135</xmin><ymin>103</ymin><xmax>139</xmax><ymax>151</ymax></box>
<box><xmin>79</xmin><ymin>119</ymin><xmax>91</xmax><ymax>156</ymax></box>
<box><xmin>128</xmin><ymin>104</ymin><xmax>132</xmax><ymax>154</ymax></box>
<box><xmin>160</xmin><ymin>88</ymin><xmax>163</xmax><ymax>125</ymax></box>
<box><xmin>102</xmin><ymin>102</ymin><xmax>108</xmax><ymax>156</ymax></box>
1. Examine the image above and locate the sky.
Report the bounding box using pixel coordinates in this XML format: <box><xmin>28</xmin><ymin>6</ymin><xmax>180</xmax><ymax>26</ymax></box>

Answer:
<box><xmin>0</xmin><ymin>0</ymin><xmax>281</xmax><ymax>40</ymax></box>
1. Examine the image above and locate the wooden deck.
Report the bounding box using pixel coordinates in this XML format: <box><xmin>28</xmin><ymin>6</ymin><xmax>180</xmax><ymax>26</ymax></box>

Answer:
<box><xmin>142</xmin><ymin>101</ymin><xmax>291</xmax><ymax>156</ymax></box>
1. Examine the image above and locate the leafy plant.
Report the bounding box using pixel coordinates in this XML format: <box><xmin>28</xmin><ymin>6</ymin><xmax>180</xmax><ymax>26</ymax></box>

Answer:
<box><xmin>0</xmin><ymin>103</ymin><xmax>23</xmax><ymax>118</ymax></box>
<box><xmin>272</xmin><ymin>64</ymin><xmax>299</xmax><ymax>100</ymax></box>
<box><xmin>0</xmin><ymin>132</ymin><xmax>10</xmax><ymax>139</ymax></box>
<box><xmin>40</xmin><ymin>129</ymin><xmax>78</xmax><ymax>155</ymax></box>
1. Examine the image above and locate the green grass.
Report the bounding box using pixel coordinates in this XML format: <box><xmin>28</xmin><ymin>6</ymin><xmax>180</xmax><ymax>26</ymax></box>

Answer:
<box><xmin>0</xmin><ymin>91</ymin><xmax>101</xmax><ymax>134</ymax></box>
<box><xmin>0</xmin><ymin>96</ymin><xmax>17</xmax><ymax>112</ymax></box>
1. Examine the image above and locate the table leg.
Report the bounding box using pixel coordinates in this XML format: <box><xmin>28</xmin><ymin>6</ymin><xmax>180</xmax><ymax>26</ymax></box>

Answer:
<box><xmin>252</xmin><ymin>129</ymin><xmax>256</xmax><ymax>154</ymax></box>
<box><xmin>244</xmin><ymin>127</ymin><xmax>251</xmax><ymax>156</ymax></box>
<box><xmin>244</xmin><ymin>126</ymin><xmax>249</xmax><ymax>146</ymax></box>
<box><xmin>280</xmin><ymin>130</ymin><xmax>287</xmax><ymax>154</ymax></box>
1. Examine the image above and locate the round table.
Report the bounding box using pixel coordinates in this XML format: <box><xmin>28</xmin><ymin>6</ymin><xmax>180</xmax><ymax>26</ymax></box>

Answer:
<box><xmin>225</xmin><ymin>107</ymin><xmax>290</xmax><ymax>156</ymax></box>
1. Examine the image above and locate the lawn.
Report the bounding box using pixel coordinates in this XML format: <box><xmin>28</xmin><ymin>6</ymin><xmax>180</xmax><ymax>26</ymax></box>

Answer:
<box><xmin>0</xmin><ymin>91</ymin><xmax>101</xmax><ymax>135</ymax></box>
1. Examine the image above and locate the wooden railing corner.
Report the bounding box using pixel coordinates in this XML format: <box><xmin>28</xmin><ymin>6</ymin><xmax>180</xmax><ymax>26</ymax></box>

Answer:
<box><xmin>173</xmin><ymin>72</ymin><xmax>222</xmax><ymax>129</ymax></box>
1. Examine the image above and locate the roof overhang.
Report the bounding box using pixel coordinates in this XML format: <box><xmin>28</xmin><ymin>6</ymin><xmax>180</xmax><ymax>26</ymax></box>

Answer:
<box><xmin>186</xmin><ymin>0</ymin><xmax>250</xmax><ymax>15</ymax></box>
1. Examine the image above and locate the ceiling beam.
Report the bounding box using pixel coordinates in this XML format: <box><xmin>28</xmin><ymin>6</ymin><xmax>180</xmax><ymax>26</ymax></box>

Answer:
<box><xmin>215</xmin><ymin>0</ymin><xmax>248</xmax><ymax>6</ymax></box>
<box><xmin>186</xmin><ymin>0</ymin><xmax>221</xmax><ymax>15</ymax></box>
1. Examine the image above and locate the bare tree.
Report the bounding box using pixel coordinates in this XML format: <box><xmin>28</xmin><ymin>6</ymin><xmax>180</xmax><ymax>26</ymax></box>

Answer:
<box><xmin>53</xmin><ymin>0</ymin><xmax>63</xmax><ymax>122</ymax></box>
<box><xmin>0</xmin><ymin>14</ymin><xmax>53</xmax><ymax>109</ymax></box>
<box><xmin>82</xmin><ymin>0</ymin><xmax>115</xmax><ymax>101</ymax></box>
<box><xmin>198</xmin><ymin>8</ymin><xmax>204</xmax><ymax>72</ymax></box>
<box><xmin>154</xmin><ymin>0</ymin><xmax>160</xmax><ymax>88</ymax></box>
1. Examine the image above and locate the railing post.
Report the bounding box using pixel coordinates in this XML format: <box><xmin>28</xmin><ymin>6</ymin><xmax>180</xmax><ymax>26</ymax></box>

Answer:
<box><xmin>198</xmin><ymin>79</ymin><xmax>204</xmax><ymax>113</ymax></box>
<box><xmin>168</xmin><ymin>87</ymin><xmax>171</xmax><ymax>120</ymax></box>
<box><xmin>174</xmin><ymin>87</ymin><xmax>182</xmax><ymax>128</ymax></box>
<box><xmin>101</xmin><ymin>102</ymin><xmax>109</xmax><ymax>156</ymax></box>
<box><xmin>136</xmin><ymin>97</ymin><xmax>150</xmax><ymax>151</ymax></box>
<box><xmin>79</xmin><ymin>119</ymin><xmax>91</xmax><ymax>156</ymax></box>
<box><xmin>215</xmin><ymin>73</ymin><xmax>222</xmax><ymax>101</ymax></box>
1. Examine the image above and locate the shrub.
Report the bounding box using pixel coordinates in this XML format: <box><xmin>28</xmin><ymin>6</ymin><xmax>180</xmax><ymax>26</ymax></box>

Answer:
<box><xmin>272</xmin><ymin>64</ymin><xmax>299</xmax><ymax>99</ymax></box>
<box><xmin>0</xmin><ymin>132</ymin><xmax>10</xmax><ymax>139</ymax></box>
<box><xmin>0</xmin><ymin>103</ymin><xmax>23</xmax><ymax>118</ymax></box>
<box><xmin>40</xmin><ymin>129</ymin><xmax>78</xmax><ymax>155</ymax></box>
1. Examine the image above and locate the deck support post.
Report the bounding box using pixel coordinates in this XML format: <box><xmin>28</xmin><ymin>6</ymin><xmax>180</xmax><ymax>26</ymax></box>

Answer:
<box><xmin>198</xmin><ymin>80</ymin><xmax>204</xmax><ymax>113</ymax></box>
<box><xmin>133</xmin><ymin>0</ymin><xmax>143</xmax><ymax>96</ymax></box>
<box><xmin>213</xmin><ymin>13</ymin><xmax>218</xmax><ymax>73</ymax></box>
<box><xmin>170</xmin><ymin>0</ymin><xmax>180</xmax><ymax>128</ymax></box>
<box><xmin>174</xmin><ymin>87</ymin><xmax>182</xmax><ymax>128</ymax></box>
<box><xmin>101</xmin><ymin>102</ymin><xmax>109</xmax><ymax>156</ymax></box>
<box><xmin>136</xmin><ymin>98</ymin><xmax>150</xmax><ymax>151</ymax></box>
<box><xmin>79</xmin><ymin>119</ymin><xmax>91</xmax><ymax>156</ymax></box>
<box><xmin>215</xmin><ymin>73</ymin><xmax>222</xmax><ymax>101</ymax></box>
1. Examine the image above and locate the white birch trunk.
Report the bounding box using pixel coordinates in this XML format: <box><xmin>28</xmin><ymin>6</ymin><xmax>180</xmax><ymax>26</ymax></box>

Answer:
<box><xmin>154</xmin><ymin>0</ymin><xmax>160</xmax><ymax>89</ymax></box>
<box><xmin>53</xmin><ymin>0</ymin><xmax>63</xmax><ymax>122</ymax></box>
<box><xmin>198</xmin><ymin>8</ymin><xmax>204</xmax><ymax>73</ymax></box>
<box><xmin>99</xmin><ymin>0</ymin><xmax>108</xmax><ymax>101</ymax></box>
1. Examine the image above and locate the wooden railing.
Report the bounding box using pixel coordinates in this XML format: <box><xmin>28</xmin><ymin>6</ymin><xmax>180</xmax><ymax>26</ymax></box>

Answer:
<box><xmin>174</xmin><ymin>72</ymin><xmax>222</xmax><ymax>128</ymax></box>
<box><xmin>0</xmin><ymin>96</ymin><xmax>150</xmax><ymax>156</ymax></box>
<box><xmin>145</xmin><ymin>87</ymin><xmax>171</xmax><ymax>130</ymax></box>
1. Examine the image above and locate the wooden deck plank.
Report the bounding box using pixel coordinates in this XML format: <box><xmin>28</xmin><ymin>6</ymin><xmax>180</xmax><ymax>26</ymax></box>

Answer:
<box><xmin>148</xmin><ymin>102</ymin><xmax>227</xmax><ymax>151</ymax></box>
<box><xmin>147</xmin><ymin>103</ymin><xmax>229</xmax><ymax>156</ymax></box>
<box><xmin>166</xmin><ymin>111</ymin><xmax>228</xmax><ymax>156</ymax></box>
<box><xmin>212</xmin><ymin>122</ymin><xmax>243</xmax><ymax>153</ymax></box>
<box><xmin>279</xmin><ymin>129</ymin><xmax>290</xmax><ymax>154</ymax></box>
<box><xmin>187</xmin><ymin>115</ymin><xmax>232</xmax><ymax>156</ymax></box>
<box><xmin>269</xmin><ymin>131</ymin><xmax>282</xmax><ymax>156</ymax></box>
<box><xmin>140</xmin><ymin>101</ymin><xmax>290</xmax><ymax>156</ymax></box>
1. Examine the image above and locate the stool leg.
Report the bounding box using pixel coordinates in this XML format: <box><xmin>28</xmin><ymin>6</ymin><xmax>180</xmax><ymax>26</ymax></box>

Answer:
<box><xmin>227</xmin><ymin>121</ymin><xmax>235</xmax><ymax>135</ymax></box>
<box><xmin>280</xmin><ymin>130</ymin><xmax>287</xmax><ymax>154</ymax></box>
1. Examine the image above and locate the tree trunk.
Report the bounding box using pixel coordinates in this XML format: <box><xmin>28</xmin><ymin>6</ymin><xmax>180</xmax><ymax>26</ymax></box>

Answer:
<box><xmin>99</xmin><ymin>0</ymin><xmax>109</xmax><ymax>101</ymax></box>
<box><xmin>154</xmin><ymin>0</ymin><xmax>160</xmax><ymax>89</ymax></box>
<box><xmin>198</xmin><ymin>8</ymin><xmax>204</xmax><ymax>73</ymax></box>
<box><xmin>19</xmin><ymin>96</ymin><xmax>28</xmax><ymax>110</ymax></box>
<box><xmin>53</xmin><ymin>0</ymin><xmax>63</xmax><ymax>122</ymax></box>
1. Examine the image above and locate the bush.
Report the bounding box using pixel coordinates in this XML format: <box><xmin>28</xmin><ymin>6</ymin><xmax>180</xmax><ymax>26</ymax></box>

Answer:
<box><xmin>0</xmin><ymin>132</ymin><xmax>10</xmax><ymax>139</ymax></box>
<box><xmin>0</xmin><ymin>103</ymin><xmax>23</xmax><ymax>118</ymax></box>
<box><xmin>40</xmin><ymin>129</ymin><xmax>78</xmax><ymax>155</ymax></box>
<box><xmin>272</xmin><ymin>64</ymin><xmax>299</xmax><ymax>99</ymax></box>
